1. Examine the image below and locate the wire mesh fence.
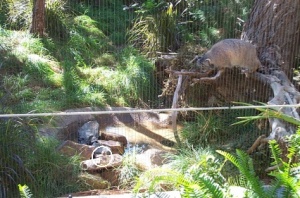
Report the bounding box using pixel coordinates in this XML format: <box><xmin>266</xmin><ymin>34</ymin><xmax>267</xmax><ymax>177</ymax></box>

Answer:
<box><xmin>1</xmin><ymin>0</ymin><xmax>300</xmax><ymax>197</ymax></box>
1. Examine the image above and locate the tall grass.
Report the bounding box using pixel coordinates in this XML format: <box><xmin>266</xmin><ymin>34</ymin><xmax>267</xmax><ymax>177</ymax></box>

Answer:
<box><xmin>26</xmin><ymin>137</ymin><xmax>85</xmax><ymax>197</ymax></box>
<box><xmin>180</xmin><ymin>109</ymin><xmax>261</xmax><ymax>149</ymax></box>
<box><xmin>0</xmin><ymin>119</ymin><xmax>35</xmax><ymax>197</ymax></box>
<box><xmin>0</xmin><ymin>119</ymin><xmax>87</xmax><ymax>197</ymax></box>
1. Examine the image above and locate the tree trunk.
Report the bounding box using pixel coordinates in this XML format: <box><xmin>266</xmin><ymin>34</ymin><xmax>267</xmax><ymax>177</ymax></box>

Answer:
<box><xmin>242</xmin><ymin>0</ymin><xmax>300</xmax><ymax>79</ymax></box>
<box><xmin>30</xmin><ymin>0</ymin><xmax>45</xmax><ymax>37</ymax></box>
<box><xmin>241</xmin><ymin>0</ymin><xmax>300</xmax><ymax>157</ymax></box>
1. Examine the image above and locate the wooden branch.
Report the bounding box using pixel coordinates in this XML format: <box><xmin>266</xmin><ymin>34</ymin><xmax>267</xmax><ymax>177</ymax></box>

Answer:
<box><xmin>265</xmin><ymin>163</ymin><xmax>282</xmax><ymax>172</ymax></box>
<box><xmin>171</xmin><ymin>74</ymin><xmax>183</xmax><ymax>146</ymax></box>
<box><xmin>165</xmin><ymin>69</ymin><xmax>213</xmax><ymax>78</ymax></box>
<box><xmin>247</xmin><ymin>135</ymin><xmax>269</xmax><ymax>154</ymax></box>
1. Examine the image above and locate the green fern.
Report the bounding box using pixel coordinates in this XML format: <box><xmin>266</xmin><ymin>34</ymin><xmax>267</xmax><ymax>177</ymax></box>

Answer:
<box><xmin>134</xmin><ymin>168</ymin><xmax>225</xmax><ymax>198</ymax></box>
<box><xmin>269</xmin><ymin>140</ymin><xmax>284</xmax><ymax>171</ymax></box>
<box><xmin>195</xmin><ymin>175</ymin><xmax>225</xmax><ymax>198</ymax></box>
<box><xmin>231</xmin><ymin>104</ymin><xmax>300</xmax><ymax>197</ymax></box>
<box><xmin>217</xmin><ymin>149</ymin><xmax>268</xmax><ymax>198</ymax></box>
<box><xmin>18</xmin><ymin>184</ymin><xmax>32</xmax><ymax>198</ymax></box>
<box><xmin>268</xmin><ymin>133</ymin><xmax>300</xmax><ymax>197</ymax></box>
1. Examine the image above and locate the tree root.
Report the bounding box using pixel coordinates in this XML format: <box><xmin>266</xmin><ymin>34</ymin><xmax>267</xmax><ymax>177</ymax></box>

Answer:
<box><xmin>247</xmin><ymin>135</ymin><xmax>270</xmax><ymax>154</ymax></box>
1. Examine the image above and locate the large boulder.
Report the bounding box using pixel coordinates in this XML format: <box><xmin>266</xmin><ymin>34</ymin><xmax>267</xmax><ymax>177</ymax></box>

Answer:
<box><xmin>78</xmin><ymin>172</ymin><xmax>110</xmax><ymax>189</ymax></box>
<box><xmin>135</xmin><ymin>148</ymin><xmax>170</xmax><ymax>170</ymax></box>
<box><xmin>78</xmin><ymin>121</ymin><xmax>100</xmax><ymax>145</ymax></box>
<box><xmin>57</xmin><ymin>140</ymin><xmax>96</xmax><ymax>160</ymax></box>
<box><xmin>100</xmin><ymin>131</ymin><xmax>128</xmax><ymax>147</ymax></box>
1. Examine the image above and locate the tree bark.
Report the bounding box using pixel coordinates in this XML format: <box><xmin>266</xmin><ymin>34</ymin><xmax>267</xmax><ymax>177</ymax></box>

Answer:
<box><xmin>30</xmin><ymin>0</ymin><xmax>46</xmax><ymax>37</ymax></box>
<box><xmin>242</xmin><ymin>0</ymin><xmax>300</xmax><ymax>79</ymax></box>
<box><xmin>241</xmin><ymin>0</ymin><xmax>300</xmax><ymax>156</ymax></box>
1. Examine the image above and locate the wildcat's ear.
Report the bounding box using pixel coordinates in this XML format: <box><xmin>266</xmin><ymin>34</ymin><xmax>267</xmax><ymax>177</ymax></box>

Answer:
<box><xmin>205</xmin><ymin>59</ymin><xmax>211</xmax><ymax>65</ymax></box>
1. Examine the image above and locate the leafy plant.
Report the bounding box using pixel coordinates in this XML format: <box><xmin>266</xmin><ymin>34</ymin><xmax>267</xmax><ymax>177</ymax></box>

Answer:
<box><xmin>5</xmin><ymin>0</ymin><xmax>32</xmax><ymax>30</ymax></box>
<box><xmin>134</xmin><ymin>147</ymin><xmax>227</xmax><ymax>197</ymax></box>
<box><xmin>268</xmin><ymin>134</ymin><xmax>300</xmax><ymax>197</ymax></box>
<box><xmin>135</xmin><ymin>105</ymin><xmax>300</xmax><ymax>197</ymax></box>
<box><xmin>45</xmin><ymin>0</ymin><xmax>69</xmax><ymax>40</ymax></box>
<box><xmin>18</xmin><ymin>184</ymin><xmax>32</xmax><ymax>198</ymax></box>
<box><xmin>25</xmin><ymin>137</ymin><xmax>86</xmax><ymax>197</ymax></box>
<box><xmin>220</xmin><ymin>103</ymin><xmax>300</xmax><ymax>197</ymax></box>
<box><xmin>217</xmin><ymin>149</ymin><xmax>268</xmax><ymax>197</ymax></box>
<box><xmin>128</xmin><ymin>0</ymin><xmax>179</xmax><ymax>56</ymax></box>
<box><xmin>0</xmin><ymin>119</ymin><xmax>35</xmax><ymax>197</ymax></box>
<box><xmin>0</xmin><ymin>118</ymin><xmax>88</xmax><ymax>197</ymax></box>
<box><xmin>180</xmin><ymin>109</ymin><xmax>259</xmax><ymax>149</ymax></box>
<box><xmin>116</xmin><ymin>152</ymin><xmax>143</xmax><ymax>189</ymax></box>
<box><xmin>134</xmin><ymin>167</ymin><xmax>225</xmax><ymax>198</ymax></box>
<box><xmin>180</xmin><ymin>112</ymin><xmax>225</xmax><ymax>147</ymax></box>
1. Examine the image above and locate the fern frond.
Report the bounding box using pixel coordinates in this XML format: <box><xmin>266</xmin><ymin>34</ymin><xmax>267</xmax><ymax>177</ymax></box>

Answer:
<box><xmin>269</xmin><ymin>171</ymin><xmax>299</xmax><ymax>197</ymax></box>
<box><xmin>217</xmin><ymin>150</ymin><xmax>268</xmax><ymax>198</ymax></box>
<box><xmin>216</xmin><ymin>150</ymin><xmax>240</xmax><ymax>168</ymax></box>
<box><xmin>262</xmin><ymin>179</ymin><xmax>282</xmax><ymax>198</ymax></box>
<box><xmin>18</xmin><ymin>184</ymin><xmax>32</xmax><ymax>198</ymax></box>
<box><xmin>196</xmin><ymin>174</ymin><xmax>225</xmax><ymax>198</ymax></box>
<box><xmin>269</xmin><ymin>140</ymin><xmax>283</xmax><ymax>171</ymax></box>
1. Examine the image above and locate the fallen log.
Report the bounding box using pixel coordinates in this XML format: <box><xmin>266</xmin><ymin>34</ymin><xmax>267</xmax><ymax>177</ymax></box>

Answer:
<box><xmin>80</xmin><ymin>154</ymin><xmax>123</xmax><ymax>171</ymax></box>
<box><xmin>247</xmin><ymin>71</ymin><xmax>300</xmax><ymax>158</ymax></box>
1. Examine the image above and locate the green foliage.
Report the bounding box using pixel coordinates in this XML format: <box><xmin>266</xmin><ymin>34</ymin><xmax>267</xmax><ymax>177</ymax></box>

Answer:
<box><xmin>135</xmin><ymin>107</ymin><xmax>300</xmax><ymax>197</ymax></box>
<box><xmin>186</xmin><ymin>0</ymin><xmax>252</xmax><ymax>45</ymax></box>
<box><xmin>0</xmin><ymin>119</ymin><xmax>35</xmax><ymax>197</ymax></box>
<box><xmin>25</xmin><ymin>137</ymin><xmax>85</xmax><ymax>197</ymax></box>
<box><xmin>134</xmin><ymin>147</ymin><xmax>226</xmax><ymax>197</ymax></box>
<box><xmin>18</xmin><ymin>184</ymin><xmax>32</xmax><ymax>198</ymax></box>
<box><xmin>5</xmin><ymin>0</ymin><xmax>32</xmax><ymax>30</ymax></box>
<box><xmin>168</xmin><ymin>147</ymin><xmax>225</xmax><ymax>184</ymax></box>
<box><xmin>129</xmin><ymin>0</ymin><xmax>253</xmax><ymax>55</ymax></box>
<box><xmin>109</xmin><ymin>47</ymin><xmax>158</xmax><ymax>106</ymax></box>
<box><xmin>0</xmin><ymin>119</ymin><xmax>87</xmax><ymax>197</ymax></box>
<box><xmin>45</xmin><ymin>0</ymin><xmax>69</xmax><ymax>40</ymax></box>
<box><xmin>268</xmin><ymin>130</ymin><xmax>300</xmax><ymax>197</ymax></box>
<box><xmin>128</xmin><ymin>0</ymin><xmax>179</xmax><ymax>56</ymax></box>
<box><xmin>180</xmin><ymin>109</ymin><xmax>259</xmax><ymax>149</ymax></box>
<box><xmin>234</xmin><ymin>102</ymin><xmax>300</xmax><ymax>126</ymax></box>
<box><xmin>217</xmin><ymin>149</ymin><xmax>268</xmax><ymax>197</ymax></box>
<box><xmin>67</xmin><ymin>15</ymin><xmax>112</xmax><ymax>65</ymax></box>
<box><xmin>135</xmin><ymin>168</ymin><xmax>225</xmax><ymax>198</ymax></box>
<box><xmin>68</xmin><ymin>0</ymin><xmax>133</xmax><ymax>46</ymax></box>
<box><xmin>180</xmin><ymin>112</ymin><xmax>225</xmax><ymax>147</ymax></box>
<box><xmin>220</xmin><ymin>106</ymin><xmax>300</xmax><ymax>198</ymax></box>
<box><xmin>116</xmin><ymin>152</ymin><xmax>143</xmax><ymax>189</ymax></box>
<box><xmin>0</xmin><ymin>24</ymin><xmax>159</xmax><ymax>110</ymax></box>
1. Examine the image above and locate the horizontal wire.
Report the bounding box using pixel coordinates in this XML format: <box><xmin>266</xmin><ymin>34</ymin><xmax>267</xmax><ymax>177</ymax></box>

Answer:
<box><xmin>0</xmin><ymin>104</ymin><xmax>300</xmax><ymax>118</ymax></box>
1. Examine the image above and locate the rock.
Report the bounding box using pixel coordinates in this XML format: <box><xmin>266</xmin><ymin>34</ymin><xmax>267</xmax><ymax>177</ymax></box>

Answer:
<box><xmin>135</xmin><ymin>149</ymin><xmax>169</xmax><ymax>170</ymax></box>
<box><xmin>57</xmin><ymin>140</ymin><xmax>96</xmax><ymax>160</ymax></box>
<box><xmin>78</xmin><ymin>172</ymin><xmax>110</xmax><ymax>189</ymax></box>
<box><xmin>78</xmin><ymin>121</ymin><xmax>100</xmax><ymax>145</ymax></box>
<box><xmin>100</xmin><ymin>131</ymin><xmax>128</xmax><ymax>146</ymax></box>
<box><xmin>80</xmin><ymin>154</ymin><xmax>123</xmax><ymax>171</ymax></box>
<box><xmin>228</xmin><ymin>186</ymin><xmax>248</xmax><ymax>198</ymax></box>
<box><xmin>100</xmin><ymin>169</ymin><xmax>121</xmax><ymax>187</ymax></box>
<box><xmin>39</xmin><ymin>107</ymin><xmax>97</xmax><ymax>140</ymax></box>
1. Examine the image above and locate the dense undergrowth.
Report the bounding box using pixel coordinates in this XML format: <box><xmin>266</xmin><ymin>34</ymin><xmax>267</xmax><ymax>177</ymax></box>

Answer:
<box><xmin>135</xmin><ymin>110</ymin><xmax>300</xmax><ymax>197</ymax></box>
